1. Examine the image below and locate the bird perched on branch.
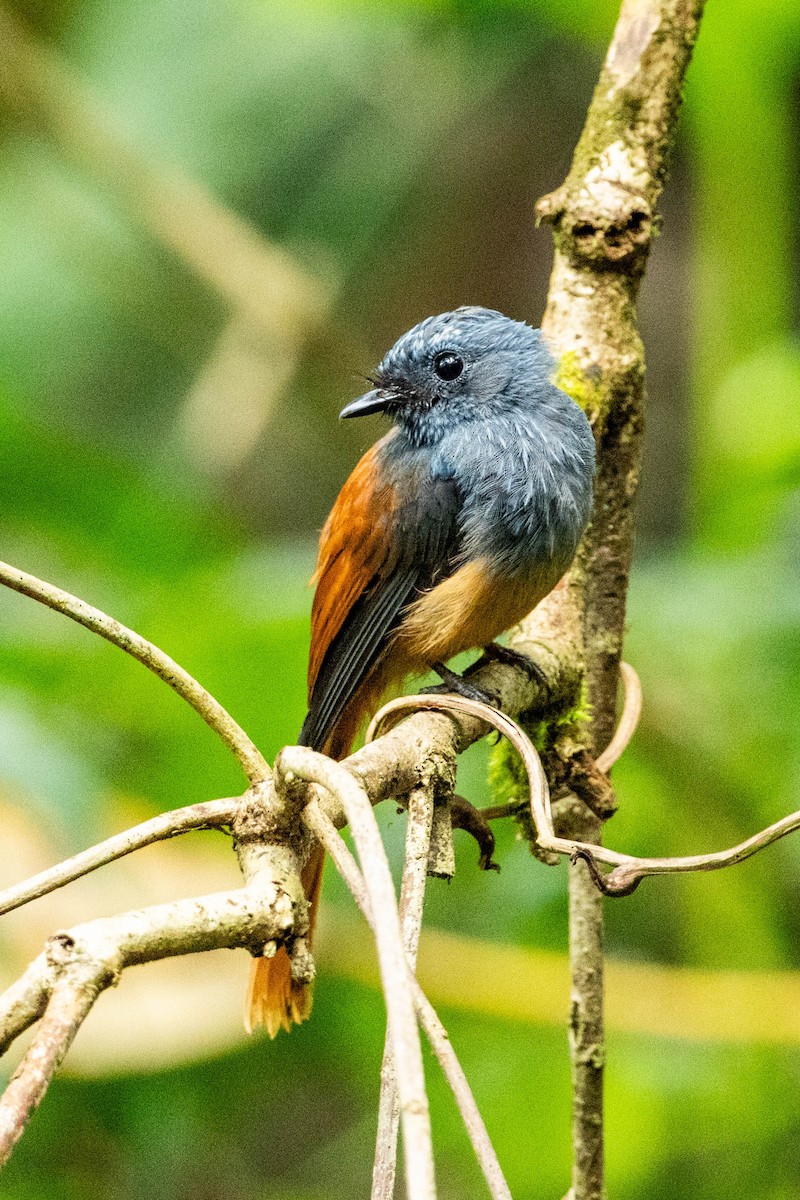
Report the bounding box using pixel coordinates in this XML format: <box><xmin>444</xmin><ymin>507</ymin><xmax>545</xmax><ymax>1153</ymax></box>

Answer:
<box><xmin>246</xmin><ymin>306</ymin><xmax>595</xmax><ymax>1036</ymax></box>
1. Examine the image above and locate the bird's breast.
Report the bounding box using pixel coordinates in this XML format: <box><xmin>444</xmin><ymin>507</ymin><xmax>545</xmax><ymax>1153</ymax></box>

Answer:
<box><xmin>443</xmin><ymin>418</ymin><xmax>592</xmax><ymax>576</ymax></box>
<box><xmin>393</xmin><ymin>554</ymin><xmax>565</xmax><ymax>670</ymax></box>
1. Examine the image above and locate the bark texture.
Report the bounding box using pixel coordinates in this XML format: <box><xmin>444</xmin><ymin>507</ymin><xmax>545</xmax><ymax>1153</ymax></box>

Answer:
<box><xmin>522</xmin><ymin>4</ymin><xmax>706</xmax><ymax>1196</ymax></box>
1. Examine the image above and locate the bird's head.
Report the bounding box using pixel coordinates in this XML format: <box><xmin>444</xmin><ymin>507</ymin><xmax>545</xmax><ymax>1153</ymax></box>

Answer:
<box><xmin>340</xmin><ymin>307</ymin><xmax>556</xmax><ymax>444</ymax></box>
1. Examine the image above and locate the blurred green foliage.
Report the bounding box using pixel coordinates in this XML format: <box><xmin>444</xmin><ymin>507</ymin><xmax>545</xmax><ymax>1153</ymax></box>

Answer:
<box><xmin>1</xmin><ymin>0</ymin><xmax>800</xmax><ymax>1197</ymax></box>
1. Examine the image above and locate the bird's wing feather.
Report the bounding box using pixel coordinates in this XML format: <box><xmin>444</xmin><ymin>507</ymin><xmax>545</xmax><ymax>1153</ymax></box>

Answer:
<box><xmin>300</xmin><ymin>438</ymin><xmax>461</xmax><ymax>751</ymax></box>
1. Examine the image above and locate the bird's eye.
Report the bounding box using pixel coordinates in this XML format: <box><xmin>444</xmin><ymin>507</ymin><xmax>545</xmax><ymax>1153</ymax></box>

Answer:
<box><xmin>433</xmin><ymin>351</ymin><xmax>464</xmax><ymax>381</ymax></box>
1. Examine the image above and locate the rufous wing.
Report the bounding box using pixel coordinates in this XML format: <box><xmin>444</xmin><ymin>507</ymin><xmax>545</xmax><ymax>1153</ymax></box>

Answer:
<box><xmin>299</xmin><ymin>434</ymin><xmax>462</xmax><ymax>753</ymax></box>
<box><xmin>249</xmin><ymin>436</ymin><xmax>461</xmax><ymax>1036</ymax></box>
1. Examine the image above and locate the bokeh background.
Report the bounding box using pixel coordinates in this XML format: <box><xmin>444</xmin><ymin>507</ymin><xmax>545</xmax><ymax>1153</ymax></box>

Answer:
<box><xmin>0</xmin><ymin>0</ymin><xmax>799</xmax><ymax>1197</ymax></box>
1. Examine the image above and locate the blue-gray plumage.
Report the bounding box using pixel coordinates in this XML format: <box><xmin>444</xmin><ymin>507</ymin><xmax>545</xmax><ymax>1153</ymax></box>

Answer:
<box><xmin>302</xmin><ymin>305</ymin><xmax>595</xmax><ymax>753</ymax></box>
<box><xmin>250</xmin><ymin>305</ymin><xmax>596</xmax><ymax>1034</ymax></box>
<box><xmin>375</xmin><ymin>307</ymin><xmax>594</xmax><ymax>575</ymax></box>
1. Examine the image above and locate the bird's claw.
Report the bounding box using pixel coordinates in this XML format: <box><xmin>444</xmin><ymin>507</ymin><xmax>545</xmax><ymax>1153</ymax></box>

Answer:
<box><xmin>450</xmin><ymin>794</ymin><xmax>501</xmax><ymax>872</ymax></box>
<box><xmin>473</xmin><ymin>642</ymin><xmax>549</xmax><ymax>691</ymax></box>
<box><xmin>422</xmin><ymin>662</ymin><xmax>501</xmax><ymax>708</ymax></box>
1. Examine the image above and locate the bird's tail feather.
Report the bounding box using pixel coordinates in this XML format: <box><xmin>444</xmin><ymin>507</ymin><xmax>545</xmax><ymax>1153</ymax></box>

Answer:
<box><xmin>245</xmin><ymin>688</ymin><xmax>382</xmax><ymax>1035</ymax></box>
<box><xmin>244</xmin><ymin>840</ymin><xmax>325</xmax><ymax>1037</ymax></box>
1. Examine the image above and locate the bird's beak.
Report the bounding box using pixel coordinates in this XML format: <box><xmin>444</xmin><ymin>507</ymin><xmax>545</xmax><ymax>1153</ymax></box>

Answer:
<box><xmin>339</xmin><ymin>389</ymin><xmax>396</xmax><ymax>419</ymax></box>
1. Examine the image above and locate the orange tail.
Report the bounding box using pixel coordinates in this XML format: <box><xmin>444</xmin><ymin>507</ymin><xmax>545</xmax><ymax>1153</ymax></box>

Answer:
<box><xmin>245</xmin><ymin>842</ymin><xmax>325</xmax><ymax>1037</ymax></box>
<box><xmin>245</xmin><ymin>684</ymin><xmax>384</xmax><ymax>1035</ymax></box>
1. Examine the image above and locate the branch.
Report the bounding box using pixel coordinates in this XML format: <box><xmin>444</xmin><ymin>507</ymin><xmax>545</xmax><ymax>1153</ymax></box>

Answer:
<box><xmin>0</xmin><ymin>960</ymin><xmax>105</xmax><ymax>1163</ymax></box>
<box><xmin>0</xmin><ymin>555</ymin><xmax>576</xmax><ymax>1183</ymax></box>
<box><xmin>0</xmin><ymin>554</ymin><xmax>584</xmax><ymax>818</ymax></box>
<box><xmin>0</xmin><ymin>878</ymin><xmax>296</xmax><ymax>1163</ymax></box>
<box><xmin>0</xmin><ymin>798</ymin><xmax>238</xmax><ymax>917</ymax></box>
<box><xmin>571</xmin><ymin>811</ymin><xmax>800</xmax><ymax>896</ymax></box>
<box><xmin>373</xmin><ymin>784</ymin><xmax>435</xmax><ymax>1200</ymax></box>
<box><xmin>275</xmin><ymin>747</ymin><xmax>436</xmax><ymax>1200</ymax></box>
<box><xmin>368</xmin><ymin>693</ymin><xmax>800</xmax><ymax>901</ymax></box>
<box><xmin>311</xmin><ymin>635</ymin><xmax>578</xmax><ymax>833</ymax></box>
<box><xmin>0</xmin><ymin>560</ymin><xmax>269</xmax><ymax>783</ymax></box>
<box><xmin>304</xmin><ymin>801</ymin><xmax>512</xmax><ymax>1200</ymax></box>
<box><xmin>3</xmin><ymin>670</ymin><xmax>791</xmax><ymax>1178</ymax></box>
<box><xmin>526</xmin><ymin>3</ymin><xmax>707</xmax><ymax>1195</ymax></box>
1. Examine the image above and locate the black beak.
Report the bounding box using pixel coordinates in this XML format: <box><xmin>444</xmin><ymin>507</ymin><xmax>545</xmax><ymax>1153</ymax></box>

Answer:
<box><xmin>339</xmin><ymin>388</ymin><xmax>397</xmax><ymax>419</ymax></box>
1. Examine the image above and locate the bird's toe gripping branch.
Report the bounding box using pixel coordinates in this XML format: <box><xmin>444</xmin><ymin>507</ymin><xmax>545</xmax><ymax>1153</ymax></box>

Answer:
<box><xmin>469</xmin><ymin>642</ymin><xmax>550</xmax><ymax>693</ymax></box>
<box><xmin>422</xmin><ymin>662</ymin><xmax>502</xmax><ymax>709</ymax></box>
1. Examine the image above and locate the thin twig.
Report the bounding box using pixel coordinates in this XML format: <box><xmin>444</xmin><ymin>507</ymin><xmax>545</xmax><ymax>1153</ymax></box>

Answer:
<box><xmin>0</xmin><ymin>962</ymin><xmax>106</xmax><ymax>1166</ymax></box>
<box><xmin>277</xmin><ymin>748</ymin><xmax>435</xmax><ymax>1200</ymax></box>
<box><xmin>304</xmin><ymin>800</ymin><xmax>512</xmax><ymax>1200</ymax></box>
<box><xmin>372</xmin><ymin>784</ymin><xmax>435</xmax><ymax>1200</ymax></box>
<box><xmin>411</xmin><ymin>989</ymin><xmax>511</xmax><ymax>1200</ymax></box>
<box><xmin>594</xmin><ymin>662</ymin><xmax>642</xmax><ymax>774</ymax></box>
<box><xmin>367</xmin><ymin>692</ymin><xmax>800</xmax><ymax>895</ymax></box>
<box><xmin>0</xmin><ymin>560</ymin><xmax>269</xmax><ymax>783</ymax></box>
<box><xmin>577</xmin><ymin>810</ymin><xmax>800</xmax><ymax>896</ymax></box>
<box><xmin>0</xmin><ymin>798</ymin><xmax>238</xmax><ymax>917</ymax></box>
<box><xmin>0</xmin><ymin>881</ymin><xmax>295</xmax><ymax>1058</ymax></box>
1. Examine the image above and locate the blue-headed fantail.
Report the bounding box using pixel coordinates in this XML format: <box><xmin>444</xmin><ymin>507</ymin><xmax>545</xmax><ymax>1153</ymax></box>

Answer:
<box><xmin>246</xmin><ymin>306</ymin><xmax>595</xmax><ymax>1035</ymax></box>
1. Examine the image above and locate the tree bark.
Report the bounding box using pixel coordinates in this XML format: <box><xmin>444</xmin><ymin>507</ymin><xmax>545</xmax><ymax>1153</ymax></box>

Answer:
<box><xmin>523</xmin><ymin>4</ymin><xmax>707</xmax><ymax>1195</ymax></box>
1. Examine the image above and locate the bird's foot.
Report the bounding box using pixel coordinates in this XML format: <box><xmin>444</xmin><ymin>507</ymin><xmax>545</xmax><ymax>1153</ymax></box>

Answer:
<box><xmin>421</xmin><ymin>662</ymin><xmax>501</xmax><ymax>708</ymax></box>
<box><xmin>450</xmin><ymin>794</ymin><xmax>500</xmax><ymax>872</ymax></box>
<box><xmin>471</xmin><ymin>642</ymin><xmax>549</xmax><ymax>691</ymax></box>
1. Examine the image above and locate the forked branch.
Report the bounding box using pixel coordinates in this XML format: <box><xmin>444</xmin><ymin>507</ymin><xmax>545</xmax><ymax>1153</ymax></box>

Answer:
<box><xmin>367</xmin><ymin>692</ymin><xmax>800</xmax><ymax>895</ymax></box>
<box><xmin>0</xmin><ymin>879</ymin><xmax>296</xmax><ymax>1166</ymax></box>
<box><xmin>0</xmin><ymin>663</ymin><xmax>796</xmax><ymax>1187</ymax></box>
<box><xmin>0</xmin><ymin>3</ymin><xmax>714</xmax><ymax>1196</ymax></box>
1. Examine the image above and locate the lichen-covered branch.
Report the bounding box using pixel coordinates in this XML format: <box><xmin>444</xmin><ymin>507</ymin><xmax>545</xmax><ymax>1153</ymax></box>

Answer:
<box><xmin>521</xmin><ymin>4</ymin><xmax>706</xmax><ymax>1196</ymax></box>
<box><xmin>534</xmin><ymin>0</ymin><xmax>705</xmax><ymax>745</ymax></box>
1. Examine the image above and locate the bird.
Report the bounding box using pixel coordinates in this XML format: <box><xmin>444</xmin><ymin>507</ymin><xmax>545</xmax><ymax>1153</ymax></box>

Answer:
<box><xmin>245</xmin><ymin>305</ymin><xmax>595</xmax><ymax>1036</ymax></box>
